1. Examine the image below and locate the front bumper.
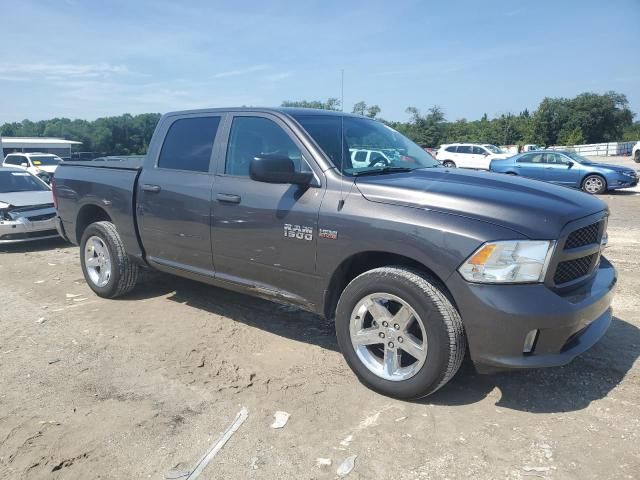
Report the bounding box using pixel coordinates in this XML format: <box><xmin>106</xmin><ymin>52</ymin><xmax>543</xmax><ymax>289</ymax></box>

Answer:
<box><xmin>608</xmin><ymin>176</ymin><xmax>638</xmax><ymax>190</ymax></box>
<box><xmin>447</xmin><ymin>256</ymin><xmax>616</xmax><ymax>373</ymax></box>
<box><xmin>0</xmin><ymin>210</ymin><xmax>59</xmax><ymax>244</ymax></box>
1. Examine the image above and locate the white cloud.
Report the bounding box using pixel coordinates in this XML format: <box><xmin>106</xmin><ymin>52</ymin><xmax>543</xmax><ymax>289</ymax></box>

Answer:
<box><xmin>212</xmin><ymin>64</ymin><xmax>270</xmax><ymax>79</ymax></box>
<box><xmin>264</xmin><ymin>71</ymin><xmax>293</xmax><ymax>82</ymax></box>
<box><xmin>0</xmin><ymin>63</ymin><xmax>128</xmax><ymax>79</ymax></box>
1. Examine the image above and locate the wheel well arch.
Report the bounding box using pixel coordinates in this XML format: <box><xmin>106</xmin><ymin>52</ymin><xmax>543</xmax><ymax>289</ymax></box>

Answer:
<box><xmin>76</xmin><ymin>204</ymin><xmax>112</xmax><ymax>243</ymax></box>
<box><xmin>322</xmin><ymin>251</ymin><xmax>452</xmax><ymax>320</ymax></box>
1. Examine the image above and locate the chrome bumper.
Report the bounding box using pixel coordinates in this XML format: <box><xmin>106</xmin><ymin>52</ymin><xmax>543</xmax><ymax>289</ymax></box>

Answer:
<box><xmin>0</xmin><ymin>207</ymin><xmax>59</xmax><ymax>244</ymax></box>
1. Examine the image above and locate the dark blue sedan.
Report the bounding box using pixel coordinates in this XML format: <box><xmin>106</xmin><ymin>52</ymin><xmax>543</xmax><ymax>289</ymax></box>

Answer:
<box><xmin>490</xmin><ymin>150</ymin><xmax>639</xmax><ymax>194</ymax></box>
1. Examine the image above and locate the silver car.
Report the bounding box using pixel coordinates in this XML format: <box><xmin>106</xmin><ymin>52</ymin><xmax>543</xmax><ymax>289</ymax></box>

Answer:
<box><xmin>0</xmin><ymin>167</ymin><xmax>59</xmax><ymax>244</ymax></box>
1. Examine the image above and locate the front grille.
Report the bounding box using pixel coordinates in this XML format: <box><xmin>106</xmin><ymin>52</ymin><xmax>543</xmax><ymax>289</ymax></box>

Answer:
<box><xmin>27</xmin><ymin>212</ymin><xmax>56</xmax><ymax>222</ymax></box>
<box><xmin>564</xmin><ymin>221</ymin><xmax>601</xmax><ymax>249</ymax></box>
<box><xmin>554</xmin><ymin>254</ymin><xmax>596</xmax><ymax>284</ymax></box>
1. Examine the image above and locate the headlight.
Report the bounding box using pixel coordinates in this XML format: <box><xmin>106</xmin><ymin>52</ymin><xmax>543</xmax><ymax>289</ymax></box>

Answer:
<box><xmin>622</xmin><ymin>171</ymin><xmax>636</xmax><ymax>178</ymax></box>
<box><xmin>0</xmin><ymin>202</ymin><xmax>9</xmax><ymax>209</ymax></box>
<box><xmin>459</xmin><ymin>240</ymin><xmax>555</xmax><ymax>283</ymax></box>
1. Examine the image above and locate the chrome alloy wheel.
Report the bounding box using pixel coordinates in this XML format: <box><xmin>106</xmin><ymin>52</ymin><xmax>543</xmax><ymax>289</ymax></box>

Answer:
<box><xmin>583</xmin><ymin>176</ymin><xmax>604</xmax><ymax>194</ymax></box>
<box><xmin>84</xmin><ymin>236</ymin><xmax>112</xmax><ymax>287</ymax></box>
<box><xmin>349</xmin><ymin>293</ymin><xmax>428</xmax><ymax>381</ymax></box>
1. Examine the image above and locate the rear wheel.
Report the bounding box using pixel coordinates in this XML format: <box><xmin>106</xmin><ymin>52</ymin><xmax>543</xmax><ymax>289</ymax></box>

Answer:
<box><xmin>582</xmin><ymin>174</ymin><xmax>607</xmax><ymax>195</ymax></box>
<box><xmin>634</xmin><ymin>150</ymin><xmax>640</xmax><ymax>163</ymax></box>
<box><xmin>442</xmin><ymin>160</ymin><xmax>456</xmax><ymax>168</ymax></box>
<box><xmin>335</xmin><ymin>267</ymin><xmax>466</xmax><ymax>399</ymax></box>
<box><xmin>80</xmin><ymin>221</ymin><xmax>139</xmax><ymax>298</ymax></box>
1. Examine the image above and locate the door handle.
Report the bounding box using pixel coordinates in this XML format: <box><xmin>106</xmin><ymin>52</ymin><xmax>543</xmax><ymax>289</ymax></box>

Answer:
<box><xmin>142</xmin><ymin>184</ymin><xmax>161</xmax><ymax>193</ymax></box>
<box><xmin>216</xmin><ymin>193</ymin><xmax>241</xmax><ymax>204</ymax></box>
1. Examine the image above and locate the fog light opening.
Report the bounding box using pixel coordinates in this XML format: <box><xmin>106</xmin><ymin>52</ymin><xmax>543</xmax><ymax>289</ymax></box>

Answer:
<box><xmin>523</xmin><ymin>329</ymin><xmax>539</xmax><ymax>355</ymax></box>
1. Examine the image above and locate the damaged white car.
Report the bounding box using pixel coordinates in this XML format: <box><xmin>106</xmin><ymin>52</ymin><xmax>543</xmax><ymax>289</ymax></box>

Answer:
<box><xmin>0</xmin><ymin>167</ymin><xmax>59</xmax><ymax>244</ymax></box>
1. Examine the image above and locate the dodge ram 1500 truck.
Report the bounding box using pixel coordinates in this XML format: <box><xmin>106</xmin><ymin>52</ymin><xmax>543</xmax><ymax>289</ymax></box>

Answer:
<box><xmin>53</xmin><ymin>108</ymin><xmax>616</xmax><ymax>399</ymax></box>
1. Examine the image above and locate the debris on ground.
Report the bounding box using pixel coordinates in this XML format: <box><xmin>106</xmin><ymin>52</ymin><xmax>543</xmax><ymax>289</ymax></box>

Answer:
<box><xmin>339</xmin><ymin>435</ymin><xmax>353</xmax><ymax>447</ymax></box>
<box><xmin>65</xmin><ymin>293</ymin><xmax>82</xmax><ymax>298</ymax></box>
<box><xmin>270</xmin><ymin>411</ymin><xmax>290</xmax><ymax>429</ymax></box>
<box><xmin>337</xmin><ymin>454</ymin><xmax>357</xmax><ymax>477</ymax></box>
<box><xmin>36</xmin><ymin>317</ymin><xmax>46</xmax><ymax>324</ymax></box>
<box><xmin>394</xmin><ymin>416</ymin><xmax>407</xmax><ymax>422</ymax></box>
<box><xmin>48</xmin><ymin>359</ymin><xmax>61</xmax><ymax>365</ymax></box>
<box><xmin>315</xmin><ymin>458</ymin><xmax>332</xmax><ymax>468</ymax></box>
<box><xmin>168</xmin><ymin>406</ymin><xmax>249</xmax><ymax>480</ymax></box>
<box><xmin>34</xmin><ymin>280</ymin><xmax>45</xmax><ymax>284</ymax></box>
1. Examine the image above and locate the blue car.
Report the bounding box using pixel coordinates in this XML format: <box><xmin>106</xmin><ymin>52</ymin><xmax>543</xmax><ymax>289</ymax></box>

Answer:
<box><xmin>490</xmin><ymin>150</ymin><xmax>639</xmax><ymax>194</ymax></box>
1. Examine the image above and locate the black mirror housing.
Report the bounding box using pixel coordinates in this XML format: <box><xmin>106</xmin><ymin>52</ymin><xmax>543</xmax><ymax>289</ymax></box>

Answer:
<box><xmin>250</xmin><ymin>155</ymin><xmax>313</xmax><ymax>185</ymax></box>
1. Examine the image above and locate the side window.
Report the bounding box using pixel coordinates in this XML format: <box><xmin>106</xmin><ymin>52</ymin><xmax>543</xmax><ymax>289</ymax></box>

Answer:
<box><xmin>354</xmin><ymin>151</ymin><xmax>367</xmax><ymax>162</ymax></box>
<box><xmin>5</xmin><ymin>155</ymin><xmax>24</xmax><ymax>166</ymax></box>
<box><xmin>457</xmin><ymin>145</ymin><xmax>472</xmax><ymax>154</ymax></box>
<box><xmin>226</xmin><ymin>116</ymin><xmax>307</xmax><ymax>177</ymax></box>
<box><xmin>472</xmin><ymin>146</ymin><xmax>485</xmax><ymax>155</ymax></box>
<box><xmin>544</xmin><ymin>153</ymin><xmax>565</xmax><ymax>164</ymax></box>
<box><xmin>445</xmin><ymin>146</ymin><xmax>457</xmax><ymax>153</ymax></box>
<box><xmin>518</xmin><ymin>153</ymin><xmax>544</xmax><ymax>163</ymax></box>
<box><xmin>158</xmin><ymin>116</ymin><xmax>220</xmax><ymax>172</ymax></box>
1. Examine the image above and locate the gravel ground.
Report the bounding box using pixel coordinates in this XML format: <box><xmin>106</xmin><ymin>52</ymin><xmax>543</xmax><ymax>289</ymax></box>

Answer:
<box><xmin>0</xmin><ymin>161</ymin><xmax>638</xmax><ymax>479</ymax></box>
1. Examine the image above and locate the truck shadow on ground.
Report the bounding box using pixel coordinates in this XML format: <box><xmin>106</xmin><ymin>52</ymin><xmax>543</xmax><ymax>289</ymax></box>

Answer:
<box><xmin>129</xmin><ymin>272</ymin><xmax>639</xmax><ymax>414</ymax></box>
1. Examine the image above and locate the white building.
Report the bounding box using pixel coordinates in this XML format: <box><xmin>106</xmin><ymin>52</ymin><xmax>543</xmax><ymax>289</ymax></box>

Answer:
<box><xmin>0</xmin><ymin>137</ymin><xmax>82</xmax><ymax>160</ymax></box>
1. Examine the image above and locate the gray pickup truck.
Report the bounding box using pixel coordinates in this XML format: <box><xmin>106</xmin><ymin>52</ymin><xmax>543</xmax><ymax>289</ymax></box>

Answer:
<box><xmin>53</xmin><ymin>108</ymin><xmax>616</xmax><ymax>399</ymax></box>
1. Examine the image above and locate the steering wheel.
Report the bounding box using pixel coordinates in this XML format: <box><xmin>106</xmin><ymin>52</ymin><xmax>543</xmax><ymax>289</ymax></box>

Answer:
<box><xmin>368</xmin><ymin>155</ymin><xmax>390</xmax><ymax>167</ymax></box>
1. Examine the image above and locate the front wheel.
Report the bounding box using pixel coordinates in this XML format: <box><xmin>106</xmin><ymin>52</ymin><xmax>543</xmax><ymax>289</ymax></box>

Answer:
<box><xmin>80</xmin><ymin>221</ymin><xmax>139</xmax><ymax>298</ymax></box>
<box><xmin>335</xmin><ymin>267</ymin><xmax>466</xmax><ymax>399</ymax></box>
<box><xmin>634</xmin><ymin>150</ymin><xmax>640</xmax><ymax>163</ymax></box>
<box><xmin>442</xmin><ymin>160</ymin><xmax>456</xmax><ymax>168</ymax></box>
<box><xmin>582</xmin><ymin>174</ymin><xmax>607</xmax><ymax>195</ymax></box>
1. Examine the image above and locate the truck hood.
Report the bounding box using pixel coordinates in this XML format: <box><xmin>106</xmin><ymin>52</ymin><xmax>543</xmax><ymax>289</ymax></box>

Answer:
<box><xmin>355</xmin><ymin>168</ymin><xmax>606</xmax><ymax>239</ymax></box>
<box><xmin>0</xmin><ymin>190</ymin><xmax>54</xmax><ymax>208</ymax></box>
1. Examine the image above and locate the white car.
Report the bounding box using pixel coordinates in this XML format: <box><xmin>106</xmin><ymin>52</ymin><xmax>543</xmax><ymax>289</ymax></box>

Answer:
<box><xmin>2</xmin><ymin>152</ymin><xmax>63</xmax><ymax>178</ymax></box>
<box><xmin>350</xmin><ymin>148</ymin><xmax>393</xmax><ymax>167</ymax></box>
<box><xmin>435</xmin><ymin>143</ymin><xmax>511</xmax><ymax>170</ymax></box>
<box><xmin>633</xmin><ymin>141</ymin><xmax>640</xmax><ymax>163</ymax></box>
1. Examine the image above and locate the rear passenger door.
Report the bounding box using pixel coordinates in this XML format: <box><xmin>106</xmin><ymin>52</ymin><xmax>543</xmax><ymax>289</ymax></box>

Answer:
<box><xmin>211</xmin><ymin>112</ymin><xmax>325</xmax><ymax>303</ymax></box>
<box><xmin>137</xmin><ymin>114</ymin><xmax>223</xmax><ymax>275</ymax></box>
<box><xmin>455</xmin><ymin>145</ymin><xmax>473</xmax><ymax>168</ymax></box>
<box><xmin>515</xmin><ymin>152</ymin><xmax>546</xmax><ymax>179</ymax></box>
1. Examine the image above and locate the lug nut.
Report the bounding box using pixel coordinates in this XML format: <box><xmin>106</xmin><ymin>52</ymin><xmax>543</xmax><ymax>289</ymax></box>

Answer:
<box><xmin>394</xmin><ymin>323</ymin><xmax>400</xmax><ymax>330</ymax></box>
<box><xmin>379</xmin><ymin>332</ymin><xmax>385</xmax><ymax>338</ymax></box>
<box><xmin>388</xmin><ymin>342</ymin><xmax>395</xmax><ymax>348</ymax></box>
<box><xmin>398</xmin><ymin>336</ymin><xmax>403</xmax><ymax>343</ymax></box>
<box><xmin>382</xmin><ymin>321</ymin><xmax>388</xmax><ymax>327</ymax></box>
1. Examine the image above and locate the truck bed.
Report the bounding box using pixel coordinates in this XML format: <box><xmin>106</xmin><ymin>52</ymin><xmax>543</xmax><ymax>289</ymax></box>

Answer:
<box><xmin>54</xmin><ymin>161</ymin><xmax>144</xmax><ymax>259</ymax></box>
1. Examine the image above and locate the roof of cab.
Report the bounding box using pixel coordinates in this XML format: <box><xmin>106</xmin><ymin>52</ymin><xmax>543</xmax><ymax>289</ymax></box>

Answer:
<box><xmin>162</xmin><ymin>107</ymin><xmax>364</xmax><ymax>119</ymax></box>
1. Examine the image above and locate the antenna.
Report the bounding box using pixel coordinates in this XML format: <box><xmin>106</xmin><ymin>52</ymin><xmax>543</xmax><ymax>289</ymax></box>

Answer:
<box><xmin>340</xmin><ymin>69</ymin><xmax>344</xmax><ymax>112</ymax></box>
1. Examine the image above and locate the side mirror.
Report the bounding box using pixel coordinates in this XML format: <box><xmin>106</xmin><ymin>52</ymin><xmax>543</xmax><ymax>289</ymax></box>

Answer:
<box><xmin>566</xmin><ymin>160</ymin><xmax>574</xmax><ymax>167</ymax></box>
<box><xmin>21</xmin><ymin>162</ymin><xmax>28</xmax><ymax>167</ymax></box>
<box><xmin>250</xmin><ymin>155</ymin><xmax>313</xmax><ymax>185</ymax></box>
<box><xmin>483</xmin><ymin>152</ymin><xmax>489</xmax><ymax>156</ymax></box>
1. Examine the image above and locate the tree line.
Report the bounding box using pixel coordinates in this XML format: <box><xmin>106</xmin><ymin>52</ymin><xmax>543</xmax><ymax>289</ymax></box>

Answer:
<box><xmin>0</xmin><ymin>91</ymin><xmax>637</xmax><ymax>155</ymax></box>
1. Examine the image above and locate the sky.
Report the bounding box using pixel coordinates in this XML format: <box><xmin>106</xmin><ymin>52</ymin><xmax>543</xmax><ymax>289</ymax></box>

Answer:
<box><xmin>0</xmin><ymin>0</ymin><xmax>639</xmax><ymax>124</ymax></box>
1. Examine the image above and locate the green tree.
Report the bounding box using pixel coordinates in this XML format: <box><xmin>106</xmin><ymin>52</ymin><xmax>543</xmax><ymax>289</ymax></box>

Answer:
<box><xmin>281</xmin><ymin>98</ymin><xmax>341</xmax><ymax>110</ymax></box>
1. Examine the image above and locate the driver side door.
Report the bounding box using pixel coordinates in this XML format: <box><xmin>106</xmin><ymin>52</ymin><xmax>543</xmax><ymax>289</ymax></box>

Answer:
<box><xmin>543</xmin><ymin>152</ymin><xmax>580</xmax><ymax>186</ymax></box>
<box><xmin>211</xmin><ymin>113</ymin><xmax>325</xmax><ymax>305</ymax></box>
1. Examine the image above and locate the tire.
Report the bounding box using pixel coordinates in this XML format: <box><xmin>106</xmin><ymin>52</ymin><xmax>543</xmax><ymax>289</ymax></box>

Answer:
<box><xmin>634</xmin><ymin>150</ymin><xmax>640</xmax><ymax>163</ymax></box>
<box><xmin>80</xmin><ymin>221</ymin><xmax>139</xmax><ymax>298</ymax></box>
<box><xmin>335</xmin><ymin>267</ymin><xmax>466</xmax><ymax>399</ymax></box>
<box><xmin>582</xmin><ymin>174</ymin><xmax>607</xmax><ymax>195</ymax></box>
<box><xmin>442</xmin><ymin>160</ymin><xmax>456</xmax><ymax>168</ymax></box>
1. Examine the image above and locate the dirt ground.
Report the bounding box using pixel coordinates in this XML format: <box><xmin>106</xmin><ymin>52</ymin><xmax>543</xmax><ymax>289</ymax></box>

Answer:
<box><xmin>1</xmin><ymin>165</ymin><xmax>639</xmax><ymax>479</ymax></box>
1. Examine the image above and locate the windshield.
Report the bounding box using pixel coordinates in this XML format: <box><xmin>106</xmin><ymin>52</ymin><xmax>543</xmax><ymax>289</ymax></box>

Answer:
<box><xmin>483</xmin><ymin>144</ymin><xmax>504</xmax><ymax>154</ymax></box>
<box><xmin>565</xmin><ymin>152</ymin><xmax>590</xmax><ymax>163</ymax></box>
<box><xmin>0</xmin><ymin>171</ymin><xmax>50</xmax><ymax>193</ymax></box>
<box><xmin>30</xmin><ymin>155</ymin><xmax>62</xmax><ymax>166</ymax></box>
<box><xmin>292</xmin><ymin>114</ymin><xmax>439</xmax><ymax>175</ymax></box>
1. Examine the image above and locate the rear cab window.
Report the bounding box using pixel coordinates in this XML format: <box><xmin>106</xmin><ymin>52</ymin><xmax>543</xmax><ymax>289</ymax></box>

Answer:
<box><xmin>158</xmin><ymin>116</ymin><xmax>221</xmax><ymax>172</ymax></box>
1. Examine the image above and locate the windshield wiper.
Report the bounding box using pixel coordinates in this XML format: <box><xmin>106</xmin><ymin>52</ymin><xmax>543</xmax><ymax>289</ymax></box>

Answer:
<box><xmin>353</xmin><ymin>166</ymin><xmax>416</xmax><ymax>176</ymax></box>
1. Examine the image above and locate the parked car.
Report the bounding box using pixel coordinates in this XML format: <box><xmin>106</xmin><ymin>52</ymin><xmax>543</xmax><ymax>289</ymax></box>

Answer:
<box><xmin>633</xmin><ymin>141</ymin><xmax>640</xmax><ymax>163</ymax></box>
<box><xmin>0</xmin><ymin>167</ymin><xmax>59</xmax><ymax>244</ymax></box>
<box><xmin>349</xmin><ymin>149</ymin><xmax>393</xmax><ymax>168</ymax></box>
<box><xmin>490</xmin><ymin>150</ymin><xmax>639</xmax><ymax>194</ymax></box>
<box><xmin>54</xmin><ymin>107</ymin><xmax>615</xmax><ymax>400</ymax></box>
<box><xmin>435</xmin><ymin>143</ymin><xmax>510</xmax><ymax>169</ymax></box>
<box><xmin>3</xmin><ymin>152</ymin><xmax>63</xmax><ymax>177</ymax></box>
